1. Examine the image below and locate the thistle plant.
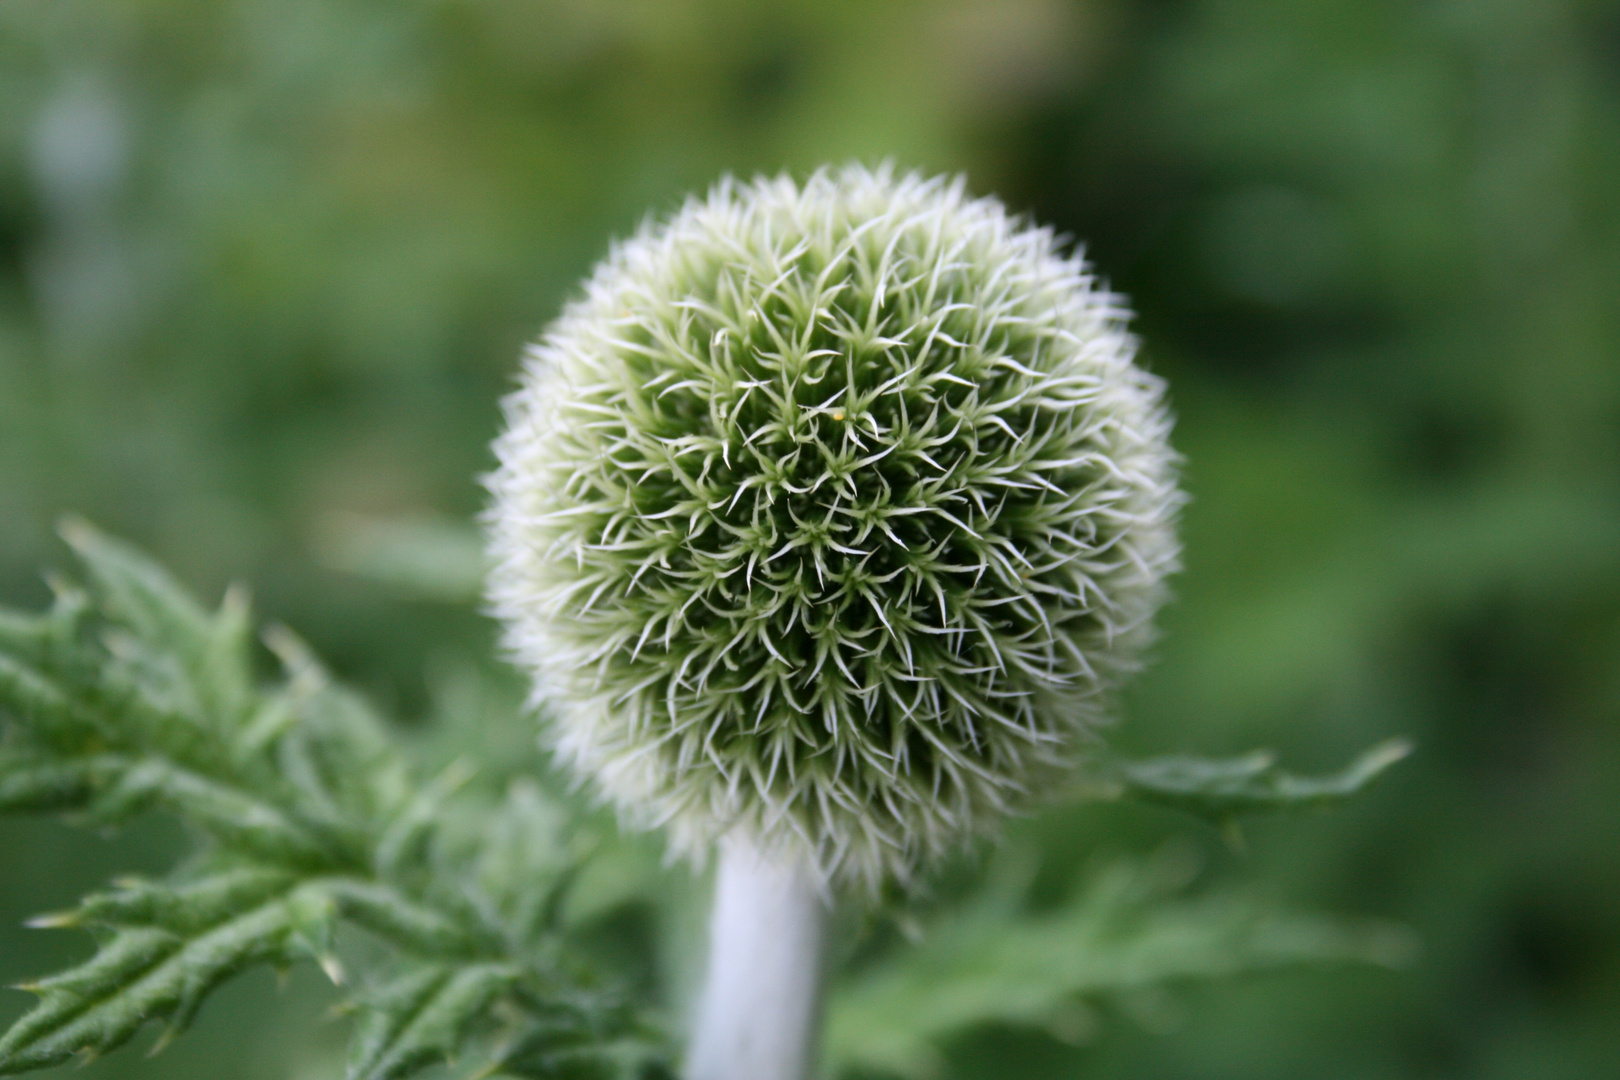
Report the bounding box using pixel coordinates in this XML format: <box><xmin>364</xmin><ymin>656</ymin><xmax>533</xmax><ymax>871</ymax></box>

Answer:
<box><xmin>0</xmin><ymin>166</ymin><xmax>1411</xmax><ymax>1080</ymax></box>
<box><xmin>488</xmin><ymin>164</ymin><xmax>1175</xmax><ymax>1079</ymax></box>
<box><xmin>486</xmin><ymin>165</ymin><xmax>1181</xmax><ymax>892</ymax></box>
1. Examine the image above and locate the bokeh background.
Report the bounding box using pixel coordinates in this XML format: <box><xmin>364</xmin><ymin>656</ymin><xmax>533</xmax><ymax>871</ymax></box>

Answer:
<box><xmin>2</xmin><ymin>0</ymin><xmax>1618</xmax><ymax>1077</ymax></box>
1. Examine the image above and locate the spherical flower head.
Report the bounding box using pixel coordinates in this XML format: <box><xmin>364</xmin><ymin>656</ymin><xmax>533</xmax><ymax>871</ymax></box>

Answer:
<box><xmin>487</xmin><ymin>165</ymin><xmax>1180</xmax><ymax>890</ymax></box>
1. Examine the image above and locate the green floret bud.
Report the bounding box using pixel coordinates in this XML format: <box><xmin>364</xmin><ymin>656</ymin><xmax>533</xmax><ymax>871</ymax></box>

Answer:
<box><xmin>486</xmin><ymin>164</ymin><xmax>1181</xmax><ymax>889</ymax></box>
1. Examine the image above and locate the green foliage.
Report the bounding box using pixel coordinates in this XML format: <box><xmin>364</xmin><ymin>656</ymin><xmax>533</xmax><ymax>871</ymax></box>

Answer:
<box><xmin>1100</xmin><ymin>738</ymin><xmax>1413</xmax><ymax>824</ymax></box>
<box><xmin>316</xmin><ymin>517</ymin><xmax>490</xmax><ymax>606</ymax></box>
<box><xmin>0</xmin><ymin>525</ymin><xmax>664</xmax><ymax>1079</ymax></box>
<box><xmin>345</xmin><ymin>962</ymin><xmax>518</xmax><ymax>1080</ymax></box>
<box><xmin>0</xmin><ymin>528</ymin><xmax>1413</xmax><ymax>1080</ymax></box>
<box><xmin>826</xmin><ymin>848</ymin><xmax>1415</xmax><ymax>1079</ymax></box>
<box><xmin>5</xmin><ymin>870</ymin><xmax>311</xmax><ymax>1071</ymax></box>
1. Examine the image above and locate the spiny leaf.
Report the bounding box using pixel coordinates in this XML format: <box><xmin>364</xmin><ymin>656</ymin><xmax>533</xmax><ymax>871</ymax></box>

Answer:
<box><xmin>470</xmin><ymin>780</ymin><xmax>577</xmax><ymax>945</ymax></box>
<box><xmin>1106</xmin><ymin>738</ymin><xmax>1413</xmax><ymax>822</ymax></box>
<box><xmin>486</xmin><ymin>1001</ymin><xmax>673</xmax><ymax>1080</ymax></box>
<box><xmin>60</xmin><ymin>519</ymin><xmax>255</xmax><ymax>731</ymax></box>
<box><xmin>0</xmin><ymin>528</ymin><xmax>657</xmax><ymax>1076</ymax></box>
<box><xmin>376</xmin><ymin>758</ymin><xmax>476</xmax><ymax>877</ymax></box>
<box><xmin>346</xmin><ymin>963</ymin><xmax>519</xmax><ymax>1080</ymax></box>
<box><xmin>0</xmin><ymin>587</ymin><xmax>90</xmax><ymax>672</ymax></box>
<box><xmin>0</xmin><ymin>612</ymin><xmax>54</xmax><ymax>669</ymax></box>
<box><xmin>264</xmin><ymin>624</ymin><xmax>415</xmax><ymax>827</ymax></box>
<box><xmin>0</xmin><ymin>885</ymin><xmax>305</xmax><ymax>1073</ymax></box>
<box><xmin>66</xmin><ymin>866</ymin><xmax>297</xmax><ymax>934</ymax></box>
<box><xmin>491</xmin><ymin>1032</ymin><xmax>676</xmax><ymax>1080</ymax></box>
<box><xmin>0</xmin><ymin>653</ymin><xmax>95</xmax><ymax>746</ymax></box>
<box><xmin>90</xmin><ymin>756</ymin><xmax>338</xmax><ymax>865</ymax></box>
<box><xmin>323</xmin><ymin>879</ymin><xmax>480</xmax><ymax>957</ymax></box>
<box><xmin>824</xmin><ymin>854</ymin><xmax>1417</xmax><ymax>1079</ymax></box>
<box><xmin>0</xmin><ymin>753</ymin><xmax>102</xmax><ymax>813</ymax></box>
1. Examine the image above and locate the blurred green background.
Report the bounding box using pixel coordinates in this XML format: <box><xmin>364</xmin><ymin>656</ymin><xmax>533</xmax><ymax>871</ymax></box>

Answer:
<box><xmin>2</xmin><ymin>0</ymin><xmax>1618</xmax><ymax>1077</ymax></box>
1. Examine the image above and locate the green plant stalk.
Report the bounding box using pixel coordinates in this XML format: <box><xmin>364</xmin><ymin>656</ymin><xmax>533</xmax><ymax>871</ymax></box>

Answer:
<box><xmin>687</xmin><ymin>836</ymin><xmax>827</xmax><ymax>1080</ymax></box>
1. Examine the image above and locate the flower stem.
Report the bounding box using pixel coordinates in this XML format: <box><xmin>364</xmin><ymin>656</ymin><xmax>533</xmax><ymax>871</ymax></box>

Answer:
<box><xmin>686</xmin><ymin>836</ymin><xmax>827</xmax><ymax>1080</ymax></box>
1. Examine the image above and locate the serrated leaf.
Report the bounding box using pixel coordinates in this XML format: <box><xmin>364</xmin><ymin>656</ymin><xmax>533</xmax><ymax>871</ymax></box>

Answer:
<box><xmin>346</xmin><ymin>963</ymin><xmax>518</xmax><ymax>1080</ymax></box>
<box><xmin>88</xmin><ymin>756</ymin><xmax>338</xmax><ymax>865</ymax></box>
<box><xmin>0</xmin><ymin>612</ymin><xmax>54</xmax><ymax>669</ymax></box>
<box><xmin>324</xmin><ymin>879</ymin><xmax>481</xmax><ymax>957</ymax></box>
<box><xmin>824</xmin><ymin>856</ymin><xmax>1416</xmax><ymax>1079</ymax></box>
<box><xmin>493</xmin><ymin>1041</ymin><xmax>674</xmax><ymax>1080</ymax></box>
<box><xmin>488</xmin><ymin>1011</ymin><xmax>672</xmax><ymax>1080</ymax></box>
<box><xmin>376</xmin><ymin>759</ymin><xmax>475</xmax><ymax>877</ymax></box>
<box><xmin>1107</xmin><ymin>738</ymin><xmax>1412</xmax><ymax>822</ymax></box>
<box><xmin>69</xmin><ymin>866</ymin><xmax>297</xmax><ymax>934</ymax></box>
<box><xmin>471</xmin><ymin>780</ymin><xmax>577</xmax><ymax>945</ymax></box>
<box><xmin>60</xmin><ymin>519</ymin><xmax>255</xmax><ymax>731</ymax></box>
<box><xmin>0</xmin><ymin>529</ymin><xmax>654</xmax><ymax>1077</ymax></box>
<box><xmin>0</xmin><ymin>753</ymin><xmax>102</xmax><ymax>813</ymax></box>
<box><xmin>0</xmin><ymin>653</ymin><xmax>95</xmax><ymax>746</ymax></box>
<box><xmin>0</xmin><ymin>587</ymin><xmax>89</xmax><ymax>670</ymax></box>
<box><xmin>0</xmin><ymin>883</ymin><xmax>304</xmax><ymax>1073</ymax></box>
<box><xmin>264</xmin><ymin>625</ymin><xmax>414</xmax><ymax>827</ymax></box>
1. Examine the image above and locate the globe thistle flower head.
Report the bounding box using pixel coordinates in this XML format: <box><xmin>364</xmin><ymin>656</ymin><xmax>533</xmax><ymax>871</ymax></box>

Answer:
<box><xmin>487</xmin><ymin>164</ymin><xmax>1180</xmax><ymax>890</ymax></box>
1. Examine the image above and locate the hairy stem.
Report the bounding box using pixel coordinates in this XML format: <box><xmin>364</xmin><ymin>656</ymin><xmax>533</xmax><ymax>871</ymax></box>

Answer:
<box><xmin>686</xmin><ymin>836</ymin><xmax>827</xmax><ymax>1080</ymax></box>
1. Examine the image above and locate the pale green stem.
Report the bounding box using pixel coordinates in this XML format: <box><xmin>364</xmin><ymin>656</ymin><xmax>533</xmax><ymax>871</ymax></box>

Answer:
<box><xmin>686</xmin><ymin>836</ymin><xmax>827</xmax><ymax>1080</ymax></box>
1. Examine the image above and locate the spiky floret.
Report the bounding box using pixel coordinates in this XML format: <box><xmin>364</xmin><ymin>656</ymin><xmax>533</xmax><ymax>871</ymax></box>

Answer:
<box><xmin>487</xmin><ymin>164</ymin><xmax>1181</xmax><ymax>889</ymax></box>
